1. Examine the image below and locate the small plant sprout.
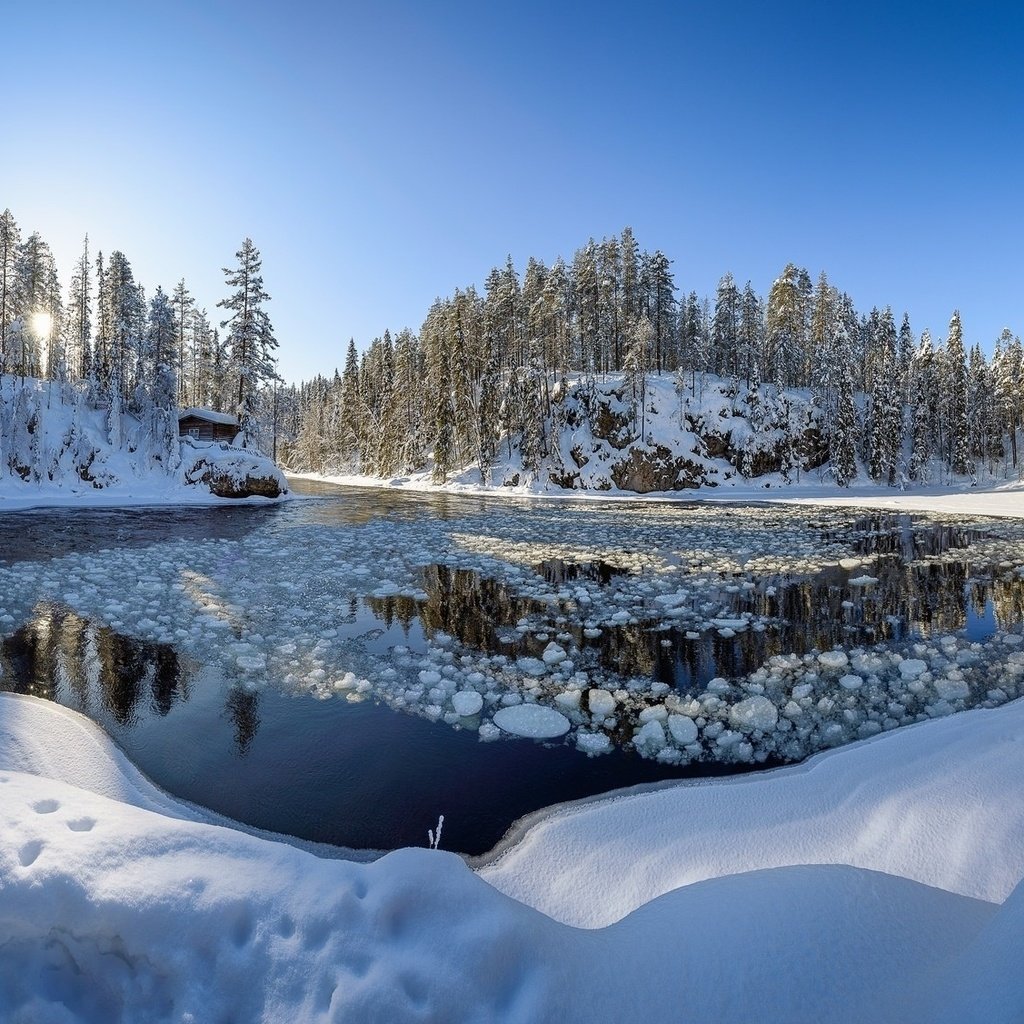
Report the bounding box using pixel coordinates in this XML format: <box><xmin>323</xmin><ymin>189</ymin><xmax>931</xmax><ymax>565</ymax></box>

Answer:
<box><xmin>427</xmin><ymin>814</ymin><xmax>444</xmax><ymax>850</ymax></box>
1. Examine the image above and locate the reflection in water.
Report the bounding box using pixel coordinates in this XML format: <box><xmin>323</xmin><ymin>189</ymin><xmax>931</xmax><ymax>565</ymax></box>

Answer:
<box><xmin>841</xmin><ymin>514</ymin><xmax>990</xmax><ymax>558</ymax></box>
<box><xmin>2</xmin><ymin>494</ymin><xmax>1024</xmax><ymax>855</ymax></box>
<box><xmin>371</xmin><ymin>538</ymin><xmax>1024</xmax><ymax>691</ymax></box>
<box><xmin>0</xmin><ymin>602</ymin><xmax>257</xmax><ymax>756</ymax></box>
<box><xmin>223</xmin><ymin>686</ymin><xmax>262</xmax><ymax>755</ymax></box>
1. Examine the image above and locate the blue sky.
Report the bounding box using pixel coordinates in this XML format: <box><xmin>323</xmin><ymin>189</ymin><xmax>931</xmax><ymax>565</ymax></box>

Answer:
<box><xmin>4</xmin><ymin>0</ymin><xmax>1023</xmax><ymax>381</ymax></box>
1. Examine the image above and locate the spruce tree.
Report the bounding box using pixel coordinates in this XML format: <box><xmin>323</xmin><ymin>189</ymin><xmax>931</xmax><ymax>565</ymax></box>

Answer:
<box><xmin>0</xmin><ymin>209</ymin><xmax>23</xmax><ymax>374</ymax></box>
<box><xmin>218</xmin><ymin>239</ymin><xmax>279</xmax><ymax>447</ymax></box>
<box><xmin>945</xmin><ymin>310</ymin><xmax>971</xmax><ymax>476</ymax></box>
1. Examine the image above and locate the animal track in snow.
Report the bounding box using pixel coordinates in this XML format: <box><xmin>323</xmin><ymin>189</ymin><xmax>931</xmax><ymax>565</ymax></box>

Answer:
<box><xmin>18</xmin><ymin>840</ymin><xmax>43</xmax><ymax>867</ymax></box>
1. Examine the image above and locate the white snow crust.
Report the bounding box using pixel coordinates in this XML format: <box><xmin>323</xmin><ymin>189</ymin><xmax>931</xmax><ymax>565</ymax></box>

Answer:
<box><xmin>1</xmin><ymin>690</ymin><xmax>1023</xmax><ymax>1022</ymax></box>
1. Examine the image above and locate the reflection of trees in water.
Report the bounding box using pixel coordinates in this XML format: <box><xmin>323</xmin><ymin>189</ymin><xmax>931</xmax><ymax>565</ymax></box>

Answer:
<box><xmin>1</xmin><ymin>603</ymin><xmax>263</xmax><ymax>756</ymax></box>
<box><xmin>0</xmin><ymin>603</ymin><xmax>191</xmax><ymax>725</ymax></box>
<box><xmin>370</xmin><ymin>550</ymin><xmax>1024</xmax><ymax>691</ymax></box>
<box><xmin>368</xmin><ymin>565</ymin><xmax>538</xmax><ymax>652</ymax></box>
<box><xmin>223</xmin><ymin>687</ymin><xmax>261</xmax><ymax>755</ymax></box>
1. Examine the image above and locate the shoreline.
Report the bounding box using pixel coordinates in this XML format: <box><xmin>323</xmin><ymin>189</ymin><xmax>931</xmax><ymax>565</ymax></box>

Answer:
<box><xmin>288</xmin><ymin>470</ymin><xmax>1024</xmax><ymax>519</ymax></box>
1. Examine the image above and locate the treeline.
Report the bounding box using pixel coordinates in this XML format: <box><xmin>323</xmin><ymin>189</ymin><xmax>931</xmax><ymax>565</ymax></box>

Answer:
<box><xmin>0</xmin><ymin>208</ymin><xmax>279</xmax><ymax>446</ymax></box>
<box><xmin>282</xmin><ymin>227</ymin><xmax>1024</xmax><ymax>487</ymax></box>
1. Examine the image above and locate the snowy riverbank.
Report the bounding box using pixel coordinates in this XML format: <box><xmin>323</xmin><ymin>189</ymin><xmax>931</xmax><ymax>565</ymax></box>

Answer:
<box><xmin>1</xmin><ymin>689</ymin><xmax>1022</xmax><ymax>1022</ymax></box>
<box><xmin>292</xmin><ymin>468</ymin><xmax>1024</xmax><ymax>518</ymax></box>
<box><xmin>0</xmin><ymin>376</ymin><xmax>288</xmax><ymax>511</ymax></box>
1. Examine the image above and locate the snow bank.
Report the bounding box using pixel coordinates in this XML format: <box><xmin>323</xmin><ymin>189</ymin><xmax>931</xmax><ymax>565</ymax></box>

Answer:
<box><xmin>290</xmin><ymin>370</ymin><xmax>1024</xmax><ymax>511</ymax></box>
<box><xmin>1</xmin><ymin>692</ymin><xmax>1023</xmax><ymax>1022</ymax></box>
<box><xmin>0</xmin><ymin>375</ymin><xmax>287</xmax><ymax>509</ymax></box>
<box><xmin>481</xmin><ymin>697</ymin><xmax>1024</xmax><ymax>927</ymax></box>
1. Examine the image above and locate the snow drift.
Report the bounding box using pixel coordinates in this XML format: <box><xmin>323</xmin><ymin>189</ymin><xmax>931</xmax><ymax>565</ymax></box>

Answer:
<box><xmin>1</xmin><ymin>690</ymin><xmax>1023</xmax><ymax>1023</ymax></box>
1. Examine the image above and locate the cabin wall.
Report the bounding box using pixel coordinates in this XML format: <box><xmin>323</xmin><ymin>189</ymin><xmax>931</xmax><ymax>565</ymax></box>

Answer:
<box><xmin>179</xmin><ymin>417</ymin><xmax>238</xmax><ymax>444</ymax></box>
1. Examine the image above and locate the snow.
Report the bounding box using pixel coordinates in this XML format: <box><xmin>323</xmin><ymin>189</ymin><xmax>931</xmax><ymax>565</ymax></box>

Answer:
<box><xmin>2</xmin><ymin>689</ymin><xmax>1024</xmax><ymax>1022</ymax></box>
<box><xmin>0</xmin><ymin>377</ymin><xmax>287</xmax><ymax>511</ymax></box>
<box><xmin>177</xmin><ymin>407</ymin><xmax>239</xmax><ymax>427</ymax></box>
<box><xmin>492</xmin><ymin>704</ymin><xmax>571</xmax><ymax>738</ymax></box>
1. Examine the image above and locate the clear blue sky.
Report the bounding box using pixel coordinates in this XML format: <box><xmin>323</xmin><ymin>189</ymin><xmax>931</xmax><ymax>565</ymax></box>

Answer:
<box><xmin>4</xmin><ymin>0</ymin><xmax>1023</xmax><ymax>381</ymax></box>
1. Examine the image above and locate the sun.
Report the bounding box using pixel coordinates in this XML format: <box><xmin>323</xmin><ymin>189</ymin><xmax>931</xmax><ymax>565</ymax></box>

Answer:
<box><xmin>30</xmin><ymin>310</ymin><xmax>53</xmax><ymax>338</ymax></box>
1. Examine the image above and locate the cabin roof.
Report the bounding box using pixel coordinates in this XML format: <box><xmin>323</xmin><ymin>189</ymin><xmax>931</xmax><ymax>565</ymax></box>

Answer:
<box><xmin>177</xmin><ymin>408</ymin><xmax>239</xmax><ymax>427</ymax></box>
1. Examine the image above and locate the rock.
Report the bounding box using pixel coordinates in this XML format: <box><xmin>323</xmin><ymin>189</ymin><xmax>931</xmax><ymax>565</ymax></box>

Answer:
<box><xmin>186</xmin><ymin>449</ymin><xmax>288</xmax><ymax>499</ymax></box>
<box><xmin>610</xmin><ymin>444</ymin><xmax>704</xmax><ymax>493</ymax></box>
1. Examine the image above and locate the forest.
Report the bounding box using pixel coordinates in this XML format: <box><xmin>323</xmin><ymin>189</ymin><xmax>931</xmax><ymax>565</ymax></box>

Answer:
<box><xmin>0</xmin><ymin>207</ymin><xmax>278</xmax><ymax>458</ymax></box>
<box><xmin>3</xmin><ymin>208</ymin><xmax>1021</xmax><ymax>491</ymax></box>
<box><xmin>283</xmin><ymin>226</ymin><xmax>1022</xmax><ymax>489</ymax></box>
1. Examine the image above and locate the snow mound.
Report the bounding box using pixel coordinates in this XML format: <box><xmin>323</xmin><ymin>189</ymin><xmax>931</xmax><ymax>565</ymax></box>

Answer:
<box><xmin>1</xmin><ymin>693</ymin><xmax>1023</xmax><ymax>1024</ymax></box>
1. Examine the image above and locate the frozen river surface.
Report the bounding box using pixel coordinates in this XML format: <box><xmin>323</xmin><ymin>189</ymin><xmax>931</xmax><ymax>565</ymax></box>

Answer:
<box><xmin>2</xmin><ymin>479</ymin><xmax>1024</xmax><ymax>854</ymax></box>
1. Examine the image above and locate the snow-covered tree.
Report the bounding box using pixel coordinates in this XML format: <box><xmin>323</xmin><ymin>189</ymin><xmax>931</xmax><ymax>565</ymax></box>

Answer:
<box><xmin>218</xmin><ymin>239</ymin><xmax>279</xmax><ymax>448</ymax></box>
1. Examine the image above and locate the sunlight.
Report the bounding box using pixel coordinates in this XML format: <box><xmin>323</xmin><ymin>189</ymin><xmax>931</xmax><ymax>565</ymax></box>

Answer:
<box><xmin>30</xmin><ymin>310</ymin><xmax>52</xmax><ymax>338</ymax></box>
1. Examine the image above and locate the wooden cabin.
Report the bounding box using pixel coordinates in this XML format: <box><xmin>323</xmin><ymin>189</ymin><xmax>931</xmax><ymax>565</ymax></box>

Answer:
<box><xmin>177</xmin><ymin>408</ymin><xmax>240</xmax><ymax>444</ymax></box>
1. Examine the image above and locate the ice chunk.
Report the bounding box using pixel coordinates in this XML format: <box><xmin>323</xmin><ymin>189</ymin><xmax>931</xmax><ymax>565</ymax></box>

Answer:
<box><xmin>849</xmin><ymin>575</ymin><xmax>879</xmax><ymax>587</ymax></box>
<box><xmin>492</xmin><ymin>704</ymin><xmax>571</xmax><ymax>739</ymax></box>
<box><xmin>541</xmin><ymin>642</ymin><xmax>567</xmax><ymax>666</ymax></box>
<box><xmin>898</xmin><ymin>659</ymin><xmax>928</xmax><ymax>679</ymax></box>
<box><xmin>452</xmin><ymin>691</ymin><xmax>483</xmax><ymax>717</ymax></box>
<box><xmin>729</xmin><ymin>695</ymin><xmax>779</xmax><ymax>733</ymax></box>
<box><xmin>839</xmin><ymin>674</ymin><xmax>863</xmax><ymax>691</ymax></box>
<box><xmin>517</xmin><ymin>657</ymin><xmax>548</xmax><ymax>678</ymax></box>
<box><xmin>575</xmin><ymin>730</ymin><xmax>612</xmax><ymax>755</ymax></box>
<box><xmin>818</xmin><ymin>651</ymin><xmax>849</xmax><ymax>670</ymax></box>
<box><xmin>638</xmin><ymin>705</ymin><xmax>668</xmax><ymax>723</ymax></box>
<box><xmin>667</xmin><ymin>714</ymin><xmax>698</xmax><ymax>745</ymax></box>
<box><xmin>933</xmin><ymin>677</ymin><xmax>970</xmax><ymax>702</ymax></box>
<box><xmin>554</xmin><ymin>690</ymin><xmax>581</xmax><ymax>710</ymax></box>
<box><xmin>588</xmin><ymin>688</ymin><xmax>616</xmax><ymax>717</ymax></box>
<box><xmin>634</xmin><ymin>719</ymin><xmax>666</xmax><ymax>753</ymax></box>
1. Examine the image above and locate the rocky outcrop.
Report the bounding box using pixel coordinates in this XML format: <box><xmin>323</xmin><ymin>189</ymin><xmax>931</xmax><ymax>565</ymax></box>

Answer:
<box><xmin>202</xmin><ymin>467</ymin><xmax>287</xmax><ymax>499</ymax></box>
<box><xmin>539</xmin><ymin>378</ymin><xmax>832</xmax><ymax>494</ymax></box>
<box><xmin>609</xmin><ymin>445</ymin><xmax>707</xmax><ymax>493</ymax></box>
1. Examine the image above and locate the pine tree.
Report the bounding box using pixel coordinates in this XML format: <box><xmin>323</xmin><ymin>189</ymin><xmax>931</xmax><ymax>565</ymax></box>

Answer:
<box><xmin>712</xmin><ymin>273</ymin><xmax>740</xmax><ymax>378</ymax></box>
<box><xmin>103</xmin><ymin>251</ymin><xmax>142</xmax><ymax>400</ymax></box>
<box><xmin>218</xmin><ymin>239</ymin><xmax>279</xmax><ymax>447</ymax></box>
<box><xmin>0</xmin><ymin>209</ymin><xmax>23</xmax><ymax>374</ymax></box>
<box><xmin>945</xmin><ymin>310</ymin><xmax>971</xmax><ymax>476</ymax></box>
<box><xmin>646</xmin><ymin>250</ymin><xmax>676</xmax><ymax>374</ymax></box>
<box><xmin>172</xmin><ymin>280</ymin><xmax>195</xmax><ymax>405</ymax></box>
<box><xmin>624</xmin><ymin>315</ymin><xmax>653</xmax><ymax>440</ymax></box>
<box><xmin>907</xmin><ymin>336</ymin><xmax>934</xmax><ymax>482</ymax></box>
<box><xmin>64</xmin><ymin>237</ymin><xmax>92</xmax><ymax>382</ymax></box>
<box><xmin>737</xmin><ymin>282</ymin><xmax>763</xmax><ymax>386</ymax></box>
<box><xmin>993</xmin><ymin>330</ymin><xmax>1022</xmax><ymax>473</ymax></box>
<box><xmin>18</xmin><ymin>231</ymin><xmax>62</xmax><ymax>378</ymax></box>
<box><xmin>832</xmin><ymin>368</ymin><xmax>858</xmax><ymax>486</ymax></box>
<box><xmin>867</xmin><ymin>308</ymin><xmax>902</xmax><ymax>485</ymax></box>
<box><xmin>476</xmin><ymin>354</ymin><xmax>501</xmax><ymax>484</ymax></box>
<box><xmin>765</xmin><ymin>264</ymin><xmax>803</xmax><ymax>386</ymax></box>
